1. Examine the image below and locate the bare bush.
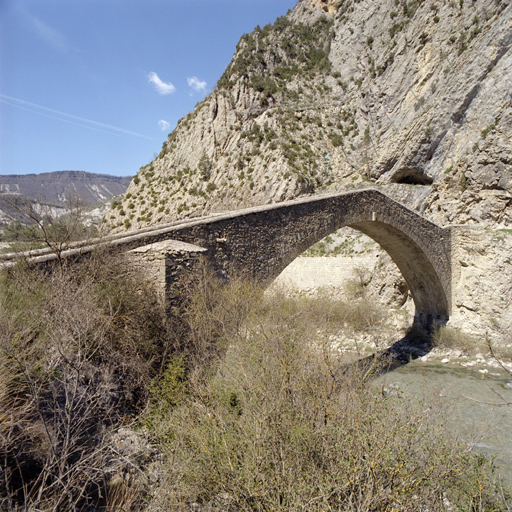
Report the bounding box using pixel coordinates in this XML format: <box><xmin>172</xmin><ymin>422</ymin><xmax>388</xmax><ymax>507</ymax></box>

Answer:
<box><xmin>1</xmin><ymin>194</ymin><xmax>97</xmax><ymax>264</ymax></box>
<box><xmin>433</xmin><ymin>325</ymin><xmax>480</xmax><ymax>354</ymax></box>
<box><xmin>344</xmin><ymin>263</ymin><xmax>373</xmax><ymax>298</ymax></box>
<box><xmin>0</xmin><ymin>251</ymin><xmax>176</xmax><ymax>510</ymax></box>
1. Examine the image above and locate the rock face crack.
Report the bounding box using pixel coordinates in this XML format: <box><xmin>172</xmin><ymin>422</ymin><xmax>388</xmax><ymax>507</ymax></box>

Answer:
<box><xmin>451</xmin><ymin>83</ymin><xmax>482</xmax><ymax>124</ymax></box>
<box><xmin>210</xmin><ymin>99</ymin><xmax>219</xmax><ymax>123</ymax></box>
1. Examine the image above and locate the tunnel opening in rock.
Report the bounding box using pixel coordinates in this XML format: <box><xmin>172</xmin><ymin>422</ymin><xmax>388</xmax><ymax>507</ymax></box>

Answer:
<box><xmin>391</xmin><ymin>170</ymin><xmax>434</xmax><ymax>185</ymax></box>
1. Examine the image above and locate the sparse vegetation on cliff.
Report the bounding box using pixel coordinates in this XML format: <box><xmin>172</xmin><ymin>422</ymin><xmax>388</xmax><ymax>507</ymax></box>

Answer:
<box><xmin>106</xmin><ymin>0</ymin><xmax>512</xmax><ymax>236</ymax></box>
<box><xmin>217</xmin><ymin>14</ymin><xmax>333</xmax><ymax>95</ymax></box>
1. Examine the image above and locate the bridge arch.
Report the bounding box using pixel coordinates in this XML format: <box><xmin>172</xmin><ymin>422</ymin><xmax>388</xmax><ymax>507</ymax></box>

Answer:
<box><xmin>160</xmin><ymin>189</ymin><xmax>452</xmax><ymax>326</ymax></box>
<box><xmin>1</xmin><ymin>189</ymin><xmax>451</xmax><ymax>327</ymax></box>
<box><xmin>269</xmin><ymin>217</ymin><xmax>450</xmax><ymax>326</ymax></box>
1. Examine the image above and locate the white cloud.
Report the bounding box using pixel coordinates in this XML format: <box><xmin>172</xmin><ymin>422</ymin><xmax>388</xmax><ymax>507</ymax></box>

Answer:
<box><xmin>158</xmin><ymin>119</ymin><xmax>170</xmax><ymax>131</ymax></box>
<box><xmin>187</xmin><ymin>76</ymin><xmax>207</xmax><ymax>92</ymax></box>
<box><xmin>148</xmin><ymin>72</ymin><xmax>176</xmax><ymax>95</ymax></box>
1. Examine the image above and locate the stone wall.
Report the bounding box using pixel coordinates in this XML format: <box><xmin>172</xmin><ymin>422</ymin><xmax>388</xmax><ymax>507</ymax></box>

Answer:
<box><xmin>127</xmin><ymin>240</ymin><xmax>206</xmax><ymax>308</ymax></box>
<box><xmin>273</xmin><ymin>255</ymin><xmax>375</xmax><ymax>292</ymax></box>
<box><xmin>154</xmin><ymin>189</ymin><xmax>452</xmax><ymax>324</ymax></box>
<box><xmin>449</xmin><ymin>227</ymin><xmax>512</xmax><ymax>338</ymax></box>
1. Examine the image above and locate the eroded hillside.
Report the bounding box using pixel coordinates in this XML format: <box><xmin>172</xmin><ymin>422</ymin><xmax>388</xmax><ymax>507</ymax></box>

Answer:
<box><xmin>107</xmin><ymin>0</ymin><xmax>512</xmax><ymax>232</ymax></box>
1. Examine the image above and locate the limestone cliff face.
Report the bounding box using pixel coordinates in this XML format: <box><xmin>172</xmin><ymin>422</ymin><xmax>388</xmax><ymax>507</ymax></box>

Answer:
<box><xmin>310</xmin><ymin>0</ymin><xmax>342</xmax><ymax>15</ymax></box>
<box><xmin>107</xmin><ymin>0</ymin><xmax>512</xmax><ymax>232</ymax></box>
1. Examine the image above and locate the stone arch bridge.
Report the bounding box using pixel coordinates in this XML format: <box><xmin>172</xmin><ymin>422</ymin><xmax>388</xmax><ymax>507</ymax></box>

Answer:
<box><xmin>1</xmin><ymin>189</ymin><xmax>454</xmax><ymax>326</ymax></box>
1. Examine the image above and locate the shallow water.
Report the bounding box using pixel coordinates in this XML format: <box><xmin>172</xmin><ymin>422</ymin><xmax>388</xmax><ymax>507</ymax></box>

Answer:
<box><xmin>375</xmin><ymin>360</ymin><xmax>512</xmax><ymax>486</ymax></box>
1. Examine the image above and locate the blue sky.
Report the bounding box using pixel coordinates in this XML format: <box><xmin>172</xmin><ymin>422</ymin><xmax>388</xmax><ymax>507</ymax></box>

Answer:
<box><xmin>0</xmin><ymin>0</ymin><xmax>298</xmax><ymax>177</ymax></box>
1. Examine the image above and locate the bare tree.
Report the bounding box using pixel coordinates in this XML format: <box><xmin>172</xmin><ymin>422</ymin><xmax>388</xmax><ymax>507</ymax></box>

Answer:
<box><xmin>2</xmin><ymin>193</ymin><xmax>96</xmax><ymax>266</ymax></box>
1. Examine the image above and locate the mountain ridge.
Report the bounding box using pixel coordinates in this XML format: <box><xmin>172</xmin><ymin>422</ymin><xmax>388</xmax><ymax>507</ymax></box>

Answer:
<box><xmin>0</xmin><ymin>170</ymin><xmax>132</xmax><ymax>224</ymax></box>
<box><xmin>0</xmin><ymin>170</ymin><xmax>132</xmax><ymax>205</ymax></box>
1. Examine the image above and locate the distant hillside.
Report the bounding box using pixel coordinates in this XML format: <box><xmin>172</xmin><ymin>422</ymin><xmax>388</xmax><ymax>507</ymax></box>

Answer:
<box><xmin>0</xmin><ymin>171</ymin><xmax>132</xmax><ymax>205</ymax></box>
<box><xmin>0</xmin><ymin>171</ymin><xmax>132</xmax><ymax>224</ymax></box>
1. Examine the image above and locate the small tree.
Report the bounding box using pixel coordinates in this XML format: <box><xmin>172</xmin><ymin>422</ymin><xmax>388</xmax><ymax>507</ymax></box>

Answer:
<box><xmin>2</xmin><ymin>193</ymin><xmax>96</xmax><ymax>267</ymax></box>
<box><xmin>198</xmin><ymin>152</ymin><xmax>212</xmax><ymax>181</ymax></box>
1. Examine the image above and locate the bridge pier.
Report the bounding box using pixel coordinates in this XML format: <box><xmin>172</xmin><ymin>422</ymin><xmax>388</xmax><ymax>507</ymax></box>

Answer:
<box><xmin>127</xmin><ymin>240</ymin><xmax>206</xmax><ymax>308</ymax></box>
<box><xmin>413</xmin><ymin>313</ymin><xmax>448</xmax><ymax>329</ymax></box>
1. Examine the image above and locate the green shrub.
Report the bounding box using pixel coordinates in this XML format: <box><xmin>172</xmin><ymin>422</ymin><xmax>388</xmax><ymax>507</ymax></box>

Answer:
<box><xmin>198</xmin><ymin>152</ymin><xmax>212</xmax><ymax>180</ymax></box>
<box><xmin>389</xmin><ymin>20</ymin><xmax>406</xmax><ymax>38</ymax></box>
<box><xmin>330</xmin><ymin>133</ymin><xmax>344</xmax><ymax>147</ymax></box>
<box><xmin>148</xmin><ymin>355</ymin><xmax>189</xmax><ymax>415</ymax></box>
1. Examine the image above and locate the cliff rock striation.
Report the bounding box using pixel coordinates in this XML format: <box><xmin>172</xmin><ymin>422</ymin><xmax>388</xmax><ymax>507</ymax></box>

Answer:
<box><xmin>107</xmin><ymin>0</ymin><xmax>511</xmax><ymax>232</ymax></box>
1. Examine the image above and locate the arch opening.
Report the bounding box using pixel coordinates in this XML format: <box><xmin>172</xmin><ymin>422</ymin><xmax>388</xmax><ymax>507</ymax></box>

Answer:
<box><xmin>268</xmin><ymin>219</ymin><xmax>449</xmax><ymax>328</ymax></box>
<box><xmin>272</xmin><ymin>227</ymin><xmax>405</xmax><ymax>305</ymax></box>
<box><xmin>349</xmin><ymin>220</ymin><xmax>449</xmax><ymax>326</ymax></box>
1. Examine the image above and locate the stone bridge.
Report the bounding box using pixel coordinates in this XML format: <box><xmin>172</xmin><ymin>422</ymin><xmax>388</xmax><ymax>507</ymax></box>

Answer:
<box><xmin>2</xmin><ymin>189</ymin><xmax>453</xmax><ymax>326</ymax></box>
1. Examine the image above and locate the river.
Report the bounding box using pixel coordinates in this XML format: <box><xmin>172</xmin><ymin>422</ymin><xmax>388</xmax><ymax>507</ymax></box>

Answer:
<box><xmin>375</xmin><ymin>360</ymin><xmax>512</xmax><ymax>486</ymax></box>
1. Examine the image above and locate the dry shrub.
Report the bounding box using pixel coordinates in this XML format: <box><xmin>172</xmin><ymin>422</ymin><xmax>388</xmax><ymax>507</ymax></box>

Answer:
<box><xmin>485</xmin><ymin>328</ymin><xmax>512</xmax><ymax>365</ymax></box>
<box><xmin>182</xmin><ymin>266</ymin><xmax>264</xmax><ymax>368</ymax></box>
<box><xmin>105</xmin><ymin>480</ymin><xmax>141</xmax><ymax>512</ymax></box>
<box><xmin>344</xmin><ymin>264</ymin><xmax>373</xmax><ymax>298</ymax></box>
<box><xmin>263</xmin><ymin>288</ymin><xmax>385</xmax><ymax>334</ymax></box>
<box><xmin>144</xmin><ymin>278</ymin><xmax>510</xmax><ymax>511</ymax></box>
<box><xmin>0</xmin><ymin>252</ymin><xmax>176</xmax><ymax>511</ymax></box>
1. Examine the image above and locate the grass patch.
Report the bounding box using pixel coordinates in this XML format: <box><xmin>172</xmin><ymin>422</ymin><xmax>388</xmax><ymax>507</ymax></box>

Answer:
<box><xmin>433</xmin><ymin>325</ymin><xmax>480</xmax><ymax>354</ymax></box>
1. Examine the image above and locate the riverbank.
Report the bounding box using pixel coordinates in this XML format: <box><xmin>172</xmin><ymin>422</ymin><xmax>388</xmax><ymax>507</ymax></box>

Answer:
<box><xmin>272</xmin><ymin>252</ymin><xmax>512</xmax><ymax>371</ymax></box>
<box><xmin>328</xmin><ymin>326</ymin><xmax>512</xmax><ymax>370</ymax></box>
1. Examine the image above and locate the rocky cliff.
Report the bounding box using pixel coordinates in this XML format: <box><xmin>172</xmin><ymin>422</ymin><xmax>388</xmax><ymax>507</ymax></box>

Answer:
<box><xmin>107</xmin><ymin>0</ymin><xmax>511</xmax><ymax>232</ymax></box>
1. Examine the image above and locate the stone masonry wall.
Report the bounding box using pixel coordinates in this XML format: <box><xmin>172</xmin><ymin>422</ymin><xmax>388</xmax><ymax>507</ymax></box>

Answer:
<box><xmin>127</xmin><ymin>240</ymin><xmax>206</xmax><ymax>307</ymax></box>
<box><xmin>152</xmin><ymin>190</ymin><xmax>452</xmax><ymax>323</ymax></box>
<box><xmin>449</xmin><ymin>227</ymin><xmax>512</xmax><ymax>338</ymax></box>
